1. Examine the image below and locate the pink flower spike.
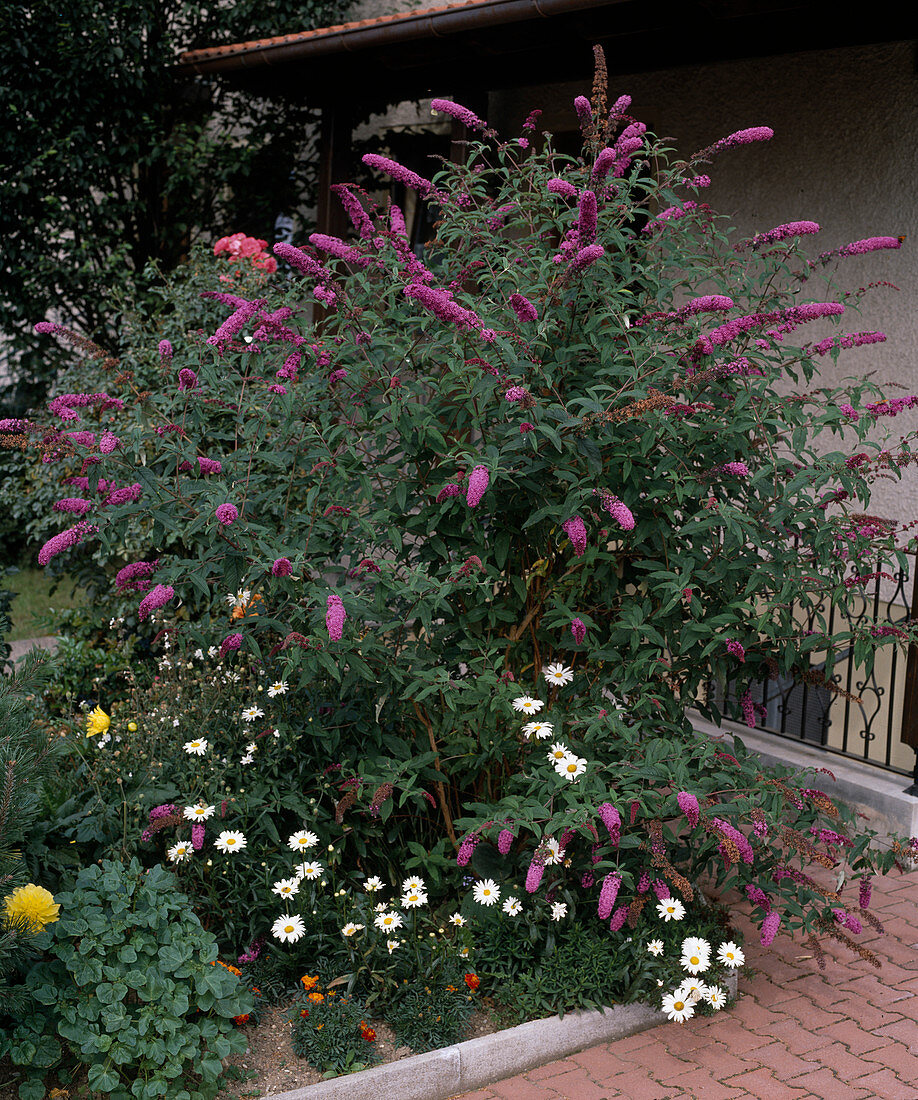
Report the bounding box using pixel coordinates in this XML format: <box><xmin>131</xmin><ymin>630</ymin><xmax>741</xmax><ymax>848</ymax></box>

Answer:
<box><xmin>562</xmin><ymin>516</ymin><xmax>587</xmax><ymax>557</ymax></box>
<box><xmin>215</xmin><ymin>503</ymin><xmax>238</xmax><ymax>526</ymax></box>
<box><xmin>497</xmin><ymin>827</ymin><xmax>515</xmax><ymax>855</ymax></box>
<box><xmin>760</xmin><ymin>910</ymin><xmax>781</xmax><ymax>946</ymax></box>
<box><xmin>597</xmin><ymin>872</ymin><xmax>622</xmax><ymax>920</ymax></box>
<box><xmin>676</xmin><ymin>791</ymin><xmax>700</xmax><ymax>829</ymax></box>
<box><xmin>570</xmin><ymin>617</ymin><xmax>587</xmax><ymax>645</ymax></box>
<box><xmin>509</xmin><ymin>293</ymin><xmax>538</xmax><ymax>323</ymax></box>
<box><xmin>431</xmin><ymin>98</ymin><xmax>487</xmax><ymax>132</ymax></box>
<box><xmin>272</xmin><ymin>557</ymin><xmax>293</xmax><ymax>577</ymax></box>
<box><xmin>220</xmin><ymin>632</ymin><xmax>243</xmax><ymax>657</ymax></box>
<box><xmin>525</xmin><ymin>855</ymin><xmax>545</xmax><ymax>893</ymax></box>
<box><xmin>466</xmin><ymin>466</ymin><xmax>490</xmax><ymax>508</ymax></box>
<box><xmin>138</xmin><ymin>584</ymin><xmax>175</xmax><ymax>622</ymax></box>
<box><xmin>574</xmin><ymin>95</ymin><xmax>592</xmax><ymax>128</ymax></box>
<box><xmin>326</xmin><ymin>593</ymin><xmax>346</xmax><ymax>641</ymax></box>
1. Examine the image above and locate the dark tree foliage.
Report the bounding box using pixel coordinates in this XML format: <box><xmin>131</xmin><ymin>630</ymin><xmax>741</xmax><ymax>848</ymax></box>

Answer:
<box><xmin>0</xmin><ymin>0</ymin><xmax>349</xmax><ymax>410</ymax></box>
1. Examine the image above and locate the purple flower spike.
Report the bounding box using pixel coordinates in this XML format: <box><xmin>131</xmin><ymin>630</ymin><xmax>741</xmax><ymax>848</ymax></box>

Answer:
<box><xmin>760</xmin><ymin>910</ymin><xmax>781</xmax><ymax>946</ymax></box>
<box><xmin>466</xmin><ymin>466</ymin><xmax>489</xmax><ymax>508</ymax></box>
<box><xmin>608</xmin><ymin>905</ymin><xmax>628</xmax><ymax>932</ymax></box>
<box><xmin>571</xmin><ymin>617</ymin><xmax>587</xmax><ymax>645</ymax></box>
<box><xmin>362</xmin><ymin>153</ymin><xmax>434</xmax><ymax>197</ymax></box>
<box><xmin>138</xmin><ymin>584</ymin><xmax>175</xmax><ymax>622</ymax></box>
<box><xmin>509</xmin><ymin>293</ymin><xmax>538</xmax><ymax>323</ymax></box>
<box><xmin>178</xmin><ymin>368</ymin><xmax>199</xmax><ymax>392</ymax></box>
<box><xmin>326</xmin><ymin>594</ymin><xmax>346</xmax><ymax>641</ymax></box>
<box><xmin>574</xmin><ymin>95</ymin><xmax>592</xmax><ymax>128</ymax></box>
<box><xmin>568</xmin><ymin>243</ymin><xmax>605</xmax><ymax>275</ymax></box>
<box><xmin>597</xmin><ymin>872</ymin><xmax>622</xmax><ymax>920</ymax></box>
<box><xmin>436</xmin><ymin>483</ymin><xmax>461</xmax><ymax>504</ymax></box>
<box><xmin>215</xmin><ymin>503</ymin><xmax>238</xmax><ymax>526</ymax></box>
<box><xmin>220</xmin><ymin>632</ymin><xmax>243</xmax><ymax>657</ymax></box>
<box><xmin>273</xmin><ymin>241</ymin><xmax>330</xmax><ymax>280</ymax></box>
<box><xmin>272</xmin><ymin>557</ymin><xmax>293</xmax><ymax>577</ymax></box>
<box><xmin>577</xmin><ymin>190</ymin><xmax>598</xmax><ymax>245</ymax></box>
<box><xmin>525</xmin><ymin>855</ymin><xmax>545</xmax><ymax>893</ymax></box>
<box><xmin>158</xmin><ymin>340</ymin><xmax>173</xmax><ymax>362</ymax></box>
<box><xmin>497</xmin><ymin>827</ymin><xmax>515</xmax><ymax>855</ymax></box>
<box><xmin>676</xmin><ymin>791</ymin><xmax>700</xmax><ymax>829</ymax></box>
<box><xmin>456</xmin><ymin>833</ymin><xmax>480</xmax><ymax>866</ymax></box>
<box><xmin>562</xmin><ymin>516</ymin><xmax>587</xmax><ymax>557</ymax></box>
<box><xmin>38</xmin><ymin>521</ymin><xmax>97</xmax><ymax>566</ymax></box>
<box><xmin>431</xmin><ymin>98</ymin><xmax>487</xmax><ymax>132</ymax></box>
<box><xmin>597</xmin><ymin>802</ymin><xmax>621</xmax><ymax>844</ymax></box>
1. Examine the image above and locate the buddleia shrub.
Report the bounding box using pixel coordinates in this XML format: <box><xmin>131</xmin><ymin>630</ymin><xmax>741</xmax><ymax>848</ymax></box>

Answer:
<box><xmin>17</xmin><ymin>53</ymin><xmax>918</xmax><ymax>964</ymax></box>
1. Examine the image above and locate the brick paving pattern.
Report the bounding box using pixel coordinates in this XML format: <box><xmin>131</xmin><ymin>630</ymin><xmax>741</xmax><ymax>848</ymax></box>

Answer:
<box><xmin>453</xmin><ymin>867</ymin><xmax>918</xmax><ymax>1099</ymax></box>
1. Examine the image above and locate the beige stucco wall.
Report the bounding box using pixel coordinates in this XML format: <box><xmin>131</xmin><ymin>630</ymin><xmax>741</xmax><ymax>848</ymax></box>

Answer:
<box><xmin>490</xmin><ymin>40</ymin><xmax>918</xmax><ymax>524</ymax></box>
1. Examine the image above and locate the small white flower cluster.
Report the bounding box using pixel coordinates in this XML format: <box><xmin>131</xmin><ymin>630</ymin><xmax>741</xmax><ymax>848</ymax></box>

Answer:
<box><xmin>654</xmin><ymin>936</ymin><xmax>745</xmax><ymax>1022</ymax></box>
<box><xmin>512</xmin><ymin>666</ymin><xmax>587</xmax><ymax>781</ymax></box>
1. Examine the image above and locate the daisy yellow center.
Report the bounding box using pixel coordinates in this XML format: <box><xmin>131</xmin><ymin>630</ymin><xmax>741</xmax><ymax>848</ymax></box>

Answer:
<box><xmin>482</xmin><ymin>888</ymin><xmax>492</xmax><ymax>896</ymax></box>
<box><xmin>666</xmin><ymin>906</ymin><xmax>675</xmax><ymax>913</ymax></box>
<box><xmin>674</xmin><ymin>1000</ymin><xmax>685</xmax><ymax>1011</ymax></box>
<box><xmin>226</xmin><ymin>838</ymin><xmax>236</xmax><ymax>845</ymax></box>
<box><xmin>690</xmin><ymin>956</ymin><xmax>700</xmax><ymax>965</ymax></box>
<box><xmin>566</xmin><ymin>763</ymin><xmax>577</xmax><ymax>772</ymax></box>
<box><xmin>284</xmin><ymin>925</ymin><xmax>295</xmax><ymax>934</ymax></box>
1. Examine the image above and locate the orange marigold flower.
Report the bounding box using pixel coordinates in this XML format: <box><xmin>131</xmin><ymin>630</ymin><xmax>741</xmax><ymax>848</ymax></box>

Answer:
<box><xmin>308</xmin><ymin>991</ymin><xmax>325</xmax><ymax>1003</ymax></box>
<box><xmin>360</xmin><ymin>1026</ymin><xmax>377</xmax><ymax>1042</ymax></box>
<box><xmin>300</xmin><ymin>974</ymin><xmax>320</xmax><ymax>991</ymax></box>
<box><xmin>300</xmin><ymin>1009</ymin><xmax>309</xmax><ymax>1018</ymax></box>
<box><xmin>464</xmin><ymin>973</ymin><xmax>480</xmax><ymax>991</ymax></box>
<box><xmin>233</xmin><ymin>1014</ymin><xmax>250</xmax><ymax>1025</ymax></box>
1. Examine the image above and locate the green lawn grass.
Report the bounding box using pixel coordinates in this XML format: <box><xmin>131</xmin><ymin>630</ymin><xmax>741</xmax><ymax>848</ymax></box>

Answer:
<box><xmin>2</xmin><ymin>567</ymin><xmax>87</xmax><ymax>642</ymax></box>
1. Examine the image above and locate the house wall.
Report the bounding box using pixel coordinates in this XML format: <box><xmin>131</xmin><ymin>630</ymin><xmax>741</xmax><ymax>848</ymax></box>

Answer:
<box><xmin>490</xmin><ymin>40</ymin><xmax>918</xmax><ymax>525</ymax></box>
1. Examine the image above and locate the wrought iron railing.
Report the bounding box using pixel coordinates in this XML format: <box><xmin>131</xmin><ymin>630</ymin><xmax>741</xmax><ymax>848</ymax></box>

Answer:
<box><xmin>711</xmin><ymin>552</ymin><xmax>918</xmax><ymax>785</ymax></box>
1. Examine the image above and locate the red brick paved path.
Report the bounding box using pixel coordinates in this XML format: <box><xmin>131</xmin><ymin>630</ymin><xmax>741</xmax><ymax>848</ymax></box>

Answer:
<box><xmin>453</xmin><ymin>867</ymin><xmax>918</xmax><ymax>1099</ymax></box>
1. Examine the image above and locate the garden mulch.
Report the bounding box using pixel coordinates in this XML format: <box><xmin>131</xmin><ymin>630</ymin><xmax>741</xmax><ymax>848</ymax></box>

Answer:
<box><xmin>450</xmin><ymin>865</ymin><xmax>918</xmax><ymax>1099</ymax></box>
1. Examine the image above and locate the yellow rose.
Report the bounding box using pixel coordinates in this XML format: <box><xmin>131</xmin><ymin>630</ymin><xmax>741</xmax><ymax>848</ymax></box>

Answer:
<box><xmin>86</xmin><ymin>705</ymin><xmax>110</xmax><ymax>737</ymax></box>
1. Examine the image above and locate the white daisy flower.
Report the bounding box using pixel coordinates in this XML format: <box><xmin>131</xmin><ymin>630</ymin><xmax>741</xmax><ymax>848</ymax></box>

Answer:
<box><xmin>661</xmin><ymin>990</ymin><xmax>695</xmax><ymax>1023</ymax></box>
<box><xmin>717</xmin><ymin>941</ymin><xmax>745</xmax><ymax>968</ymax></box>
<box><xmin>207</xmin><ymin>646</ymin><xmax>219</xmax><ymax>657</ymax></box>
<box><xmin>550</xmin><ymin>901</ymin><xmax>568</xmax><ymax>921</ymax></box>
<box><xmin>226</xmin><ymin>589</ymin><xmax>252</xmax><ymax>608</ymax></box>
<box><xmin>401</xmin><ymin>890</ymin><xmax>428</xmax><ymax>909</ymax></box>
<box><xmin>241</xmin><ymin>705</ymin><xmax>264</xmax><ymax>723</ymax></box>
<box><xmin>288</xmin><ymin>830</ymin><xmax>319</xmax><ymax>852</ymax></box>
<box><xmin>183</xmin><ymin>739</ymin><xmax>208</xmax><ymax>756</ymax></box>
<box><xmin>271</xmin><ymin>878</ymin><xmax>300</xmax><ymax>899</ymax></box>
<box><xmin>675</xmin><ymin>978</ymin><xmax>705</xmax><ymax>1003</ymax></box>
<box><xmin>267</xmin><ymin>681</ymin><xmax>288</xmax><ymax>697</ymax></box>
<box><xmin>194</xmin><ymin>648</ymin><xmax>204</xmax><ymax>660</ymax></box>
<box><xmin>703</xmin><ymin>984</ymin><xmax>727</xmax><ymax>1010</ymax></box>
<box><xmin>656</xmin><ymin>898</ymin><xmax>686</xmax><ymax>922</ymax></box>
<box><xmin>547</xmin><ymin>741</ymin><xmax>570</xmax><ymax>763</ymax></box>
<box><xmin>555</xmin><ymin>754</ymin><xmax>587</xmax><ymax>781</ymax></box>
<box><xmin>543</xmin><ymin>663</ymin><xmax>574</xmax><ymax>687</ymax></box>
<box><xmin>214</xmin><ymin>830</ymin><xmax>247</xmax><ymax>854</ymax></box>
<box><xmin>402</xmin><ymin>876</ymin><xmax>425</xmax><ymax>894</ymax></box>
<box><xmin>502</xmin><ymin>896</ymin><xmax>522</xmax><ymax>916</ymax></box>
<box><xmin>272</xmin><ymin>914</ymin><xmax>306</xmax><ymax>943</ymax></box>
<box><xmin>240</xmin><ymin>753</ymin><xmax>254</xmax><ymax>765</ymax></box>
<box><xmin>296</xmin><ymin>861</ymin><xmax>323</xmax><ymax>880</ymax></box>
<box><xmin>374</xmin><ymin>901</ymin><xmax>388</xmax><ymax>913</ymax></box>
<box><xmin>364</xmin><ymin>876</ymin><xmax>385</xmax><ymax>893</ymax></box>
<box><xmin>167</xmin><ymin>841</ymin><xmax>192</xmax><ymax>862</ymax></box>
<box><xmin>341</xmin><ymin>923</ymin><xmax>364</xmax><ymax>937</ymax></box>
<box><xmin>374</xmin><ymin>911</ymin><xmax>403</xmax><ymax>931</ymax></box>
<box><xmin>512</xmin><ymin>696</ymin><xmax>544</xmax><ymax>715</ymax></box>
<box><xmin>472</xmin><ymin>879</ymin><xmax>500</xmax><ymax>907</ymax></box>
<box><xmin>542</xmin><ymin>838</ymin><xmax>565</xmax><ymax>865</ymax></box>
<box><xmin>647</xmin><ymin>939</ymin><xmax>665</xmax><ymax>956</ymax></box>
<box><xmin>183</xmin><ymin>804</ymin><xmax>215</xmax><ymax>821</ymax></box>
<box><xmin>680</xmin><ymin>948</ymin><xmax>710</xmax><ymax>975</ymax></box>
<box><xmin>449</xmin><ymin>913</ymin><xmax>467</xmax><ymax>926</ymax></box>
<box><xmin>386</xmin><ymin>939</ymin><xmax>401</xmax><ymax>954</ymax></box>
<box><xmin>522</xmin><ymin>720</ymin><xmax>554</xmax><ymax>740</ymax></box>
<box><xmin>459</xmin><ymin>946</ymin><xmax>470</xmax><ymax>958</ymax></box>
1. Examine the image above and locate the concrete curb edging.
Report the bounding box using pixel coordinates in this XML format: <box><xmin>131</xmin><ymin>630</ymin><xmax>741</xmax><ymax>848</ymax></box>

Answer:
<box><xmin>261</xmin><ymin>1000</ymin><xmax>664</xmax><ymax>1100</ymax></box>
<box><xmin>260</xmin><ymin>973</ymin><xmax>737</xmax><ymax>1100</ymax></box>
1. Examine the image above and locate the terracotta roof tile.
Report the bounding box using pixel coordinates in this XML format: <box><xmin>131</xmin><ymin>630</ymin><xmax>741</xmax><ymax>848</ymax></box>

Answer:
<box><xmin>177</xmin><ymin>0</ymin><xmax>497</xmax><ymax>65</ymax></box>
